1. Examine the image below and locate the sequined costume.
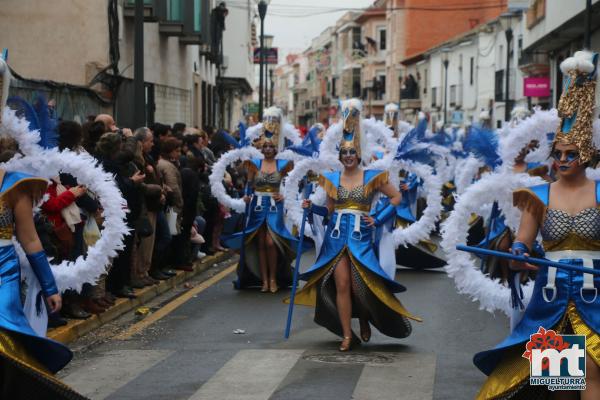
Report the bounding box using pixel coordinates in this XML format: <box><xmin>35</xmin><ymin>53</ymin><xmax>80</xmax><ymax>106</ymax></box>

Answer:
<box><xmin>291</xmin><ymin>170</ymin><xmax>421</xmax><ymax>339</ymax></box>
<box><xmin>222</xmin><ymin>159</ymin><xmax>310</xmax><ymax>287</ymax></box>
<box><xmin>0</xmin><ymin>171</ymin><xmax>84</xmax><ymax>399</ymax></box>
<box><xmin>475</xmin><ymin>182</ymin><xmax>600</xmax><ymax>399</ymax></box>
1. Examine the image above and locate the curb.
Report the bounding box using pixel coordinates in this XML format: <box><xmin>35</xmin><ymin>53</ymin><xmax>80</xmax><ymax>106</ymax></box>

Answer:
<box><xmin>48</xmin><ymin>251</ymin><xmax>233</xmax><ymax>344</ymax></box>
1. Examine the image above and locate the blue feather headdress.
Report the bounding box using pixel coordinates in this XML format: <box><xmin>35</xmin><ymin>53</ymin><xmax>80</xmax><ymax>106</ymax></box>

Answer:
<box><xmin>462</xmin><ymin>124</ymin><xmax>501</xmax><ymax>168</ymax></box>
<box><xmin>287</xmin><ymin>125</ymin><xmax>321</xmax><ymax>157</ymax></box>
<box><xmin>394</xmin><ymin>117</ymin><xmax>440</xmax><ymax>165</ymax></box>
<box><xmin>7</xmin><ymin>94</ymin><xmax>58</xmax><ymax>148</ymax></box>
<box><xmin>222</xmin><ymin>122</ymin><xmax>252</xmax><ymax>149</ymax></box>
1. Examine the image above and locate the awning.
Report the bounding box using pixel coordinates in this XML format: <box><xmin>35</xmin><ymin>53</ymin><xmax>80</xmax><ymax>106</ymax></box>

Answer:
<box><xmin>216</xmin><ymin>77</ymin><xmax>253</xmax><ymax>95</ymax></box>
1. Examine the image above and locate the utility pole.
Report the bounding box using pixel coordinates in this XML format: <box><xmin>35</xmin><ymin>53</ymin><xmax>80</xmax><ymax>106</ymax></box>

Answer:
<box><xmin>584</xmin><ymin>0</ymin><xmax>592</xmax><ymax>48</ymax></box>
<box><xmin>133</xmin><ymin>0</ymin><xmax>146</xmax><ymax>128</ymax></box>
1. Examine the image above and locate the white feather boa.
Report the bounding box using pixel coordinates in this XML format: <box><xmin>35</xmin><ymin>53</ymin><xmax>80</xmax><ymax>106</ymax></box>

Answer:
<box><xmin>208</xmin><ymin>146</ymin><xmax>263</xmax><ymax>213</ymax></box>
<box><xmin>0</xmin><ymin>108</ymin><xmax>46</xmax><ymax>156</ymax></box>
<box><xmin>455</xmin><ymin>155</ymin><xmax>485</xmax><ymax>195</ymax></box>
<box><xmin>282</xmin><ymin>157</ymin><xmax>337</xmax><ymax>239</ymax></box>
<box><xmin>369</xmin><ymin>157</ymin><xmax>443</xmax><ymax>246</ymax></box>
<box><xmin>441</xmin><ymin>171</ymin><xmax>544</xmax><ymax>316</ymax></box>
<box><xmin>498</xmin><ymin>109</ymin><xmax>558</xmax><ymax>172</ymax></box>
<box><xmin>1</xmin><ymin>148</ymin><xmax>129</xmax><ymax>292</ymax></box>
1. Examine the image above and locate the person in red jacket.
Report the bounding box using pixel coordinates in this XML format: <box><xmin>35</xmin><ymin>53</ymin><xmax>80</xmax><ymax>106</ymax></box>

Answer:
<box><xmin>41</xmin><ymin>179</ymin><xmax>88</xmax><ymax>320</ymax></box>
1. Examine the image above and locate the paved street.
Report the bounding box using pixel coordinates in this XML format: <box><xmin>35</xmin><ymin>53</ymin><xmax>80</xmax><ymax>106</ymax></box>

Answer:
<box><xmin>59</xmin><ymin>252</ymin><xmax>508</xmax><ymax>400</ymax></box>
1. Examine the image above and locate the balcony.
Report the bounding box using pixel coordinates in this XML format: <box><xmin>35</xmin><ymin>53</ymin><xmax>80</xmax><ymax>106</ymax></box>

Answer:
<box><xmin>399</xmin><ymin>98</ymin><xmax>422</xmax><ymax>110</ymax></box>
<box><xmin>519</xmin><ymin>51</ymin><xmax>550</xmax><ymax>76</ymax></box>
<box><xmin>123</xmin><ymin>0</ymin><xmax>158</xmax><ymax>22</ymax></box>
<box><xmin>157</xmin><ymin>0</ymin><xmax>209</xmax><ymax>45</ymax></box>
<box><xmin>159</xmin><ymin>21</ymin><xmax>184</xmax><ymax>36</ymax></box>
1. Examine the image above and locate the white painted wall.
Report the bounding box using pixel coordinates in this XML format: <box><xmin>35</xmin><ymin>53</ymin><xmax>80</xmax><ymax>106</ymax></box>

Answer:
<box><xmin>525</xmin><ymin>0</ymin><xmax>600</xmax><ymax>48</ymax></box>
<box><xmin>222</xmin><ymin>0</ymin><xmax>254</xmax><ymax>86</ymax></box>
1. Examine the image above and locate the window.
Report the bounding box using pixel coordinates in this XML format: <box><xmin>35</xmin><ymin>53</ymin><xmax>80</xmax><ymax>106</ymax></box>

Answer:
<box><xmin>352</xmin><ymin>68</ymin><xmax>361</xmax><ymax>98</ymax></box>
<box><xmin>431</xmin><ymin>87</ymin><xmax>438</xmax><ymax>107</ymax></box>
<box><xmin>167</xmin><ymin>0</ymin><xmax>183</xmax><ymax>21</ymax></box>
<box><xmin>424</xmin><ymin>68</ymin><xmax>428</xmax><ymax>94</ymax></box>
<box><xmin>495</xmin><ymin>69</ymin><xmax>504</xmax><ymax>101</ymax></box>
<box><xmin>194</xmin><ymin>0</ymin><xmax>201</xmax><ymax>31</ymax></box>
<box><xmin>450</xmin><ymin>85</ymin><xmax>457</xmax><ymax>106</ymax></box>
<box><xmin>332</xmin><ymin>77</ymin><xmax>337</xmax><ymax>97</ymax></box>
<box><xmin>470</xmin><ymin>57</ymin><xmax>474</xmax><ymax>85</ymax></box>
<box><xmin>379</xmin><ymin>28</ymin><xmax>387</xmax><ymax>51</ymax></box>
<box><xmin>352</xmin><ymin>27</ymin><xmax>361</xmax><ymax>47</ymax></box>
<box><xmin>374</xmin><ymin>71</ymin><xmax>386</xmax><ymax>100</ymax></box>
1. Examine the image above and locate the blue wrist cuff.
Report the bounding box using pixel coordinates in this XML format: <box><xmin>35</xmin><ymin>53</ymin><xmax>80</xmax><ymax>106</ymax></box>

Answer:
<box><xmin>374</xmin><ymin>204</ymin><xmax>396</xmax><ymax>227</ymax></box>
<box><xmin>511</xmin><ymin>241</ymin><xmax>530</xmax><ymax>256</ymax></box>
<box><xmin>27</xmin><ymin>251</ymin><xmax>58</xmax><ymax>297</ymax></box>
<box><xmin>310</xmin><ymin>204</ymin><xmax>329</xmax><ymax>217</ymax></box>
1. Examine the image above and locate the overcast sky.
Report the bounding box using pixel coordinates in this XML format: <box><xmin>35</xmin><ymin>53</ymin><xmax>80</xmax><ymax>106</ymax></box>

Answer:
<box><xmin>229</xmin><ymin>0</ymin><xmax>374</xmax><ymax>60</ymax></box>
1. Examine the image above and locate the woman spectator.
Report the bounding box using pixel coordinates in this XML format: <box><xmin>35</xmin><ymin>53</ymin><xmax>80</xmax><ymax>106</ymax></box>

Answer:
<box><xmin>41</xmin><ymin>176</ymin><xmax>90</xmax><ymax>319</ymax></box>
<box><xmin>55</xmin><ymin>121</ymin><xmax>106</xmax><ymax>315</ymax></box>
<box><xmin>157</xmin><ymin>138</ymin><xmax>187</xmax><ymax>270</ymax></box>
<box><xmin>96</xmin><ymin>133</ymin><xmax>145</xmax><ymax>298</ymax></box>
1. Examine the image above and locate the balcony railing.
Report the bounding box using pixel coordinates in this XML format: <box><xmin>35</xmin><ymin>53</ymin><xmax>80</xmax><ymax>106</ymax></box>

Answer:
<box><xmin>518</xmin><ymin>51</ymin><xmax>550</xmax><ymax>76</ymax></box>
<box><xmin>399</xmin><ymin>98</ymin><xmax>422</xmax><ymax>110</ymax></box>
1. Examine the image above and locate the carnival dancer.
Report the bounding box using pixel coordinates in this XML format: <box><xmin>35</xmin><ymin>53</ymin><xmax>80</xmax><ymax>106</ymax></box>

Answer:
<box><xmin>368</xmin><ymin>115</ymin><xmax>445</xmax><ymax>273</ymax></box>
<box><xmin>220</xmin><ymin>107</ymin><xmax>309</xmax><ymax>292</ymax></box>
<box><xmin>474</xmin><ymin>50</ymin><xmax>600</xmax><ymax>399</ymax></box>
<box><xmin>292</xmin><ymin>99</ymin><xmax>421</xmax><ymax>351</ymax></box>
<box><xmin>0</xmin><ymin>58</ymin><xmax>86</xmax><ymax>399</ymax></box>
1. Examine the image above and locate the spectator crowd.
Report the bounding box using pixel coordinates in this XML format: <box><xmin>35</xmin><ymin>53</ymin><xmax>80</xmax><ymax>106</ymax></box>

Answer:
<box><xmin>31</xmin><ymin>113</ymin><xmax>244</xmax><ymax>327</ymax></box>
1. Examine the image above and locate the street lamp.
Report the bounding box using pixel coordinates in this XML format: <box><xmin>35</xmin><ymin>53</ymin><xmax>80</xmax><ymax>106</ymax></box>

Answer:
<box><xmin>255</xmin><ymin>0</ymin><xmax>271</xmax><ymax>120</ymax></box>
<box><xmin>441</xmin><ymin>48</ymin><xmax>450</xmax><ymax>126</ymax></box>
<box><xmin>264</xmin><ymin>34</ymin><xmax>274</xmax><ymax>107</ymax></box>
<box><xmin>500</xmin><ymin>12</ymin><xmax>515</xmax><ymax>123</ymax></box>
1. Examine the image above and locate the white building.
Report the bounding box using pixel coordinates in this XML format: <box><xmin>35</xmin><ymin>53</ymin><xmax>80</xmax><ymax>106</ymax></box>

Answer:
<box><xmin>219</xmin><ymin>0</ymin><xmax>255</xmax><ymax>131</ymax></box>
<box><xmin>1</xmin><ymin>0</ymin><xmax>219</xmax><ymax>129</ymax></box>
<box><xmin>401</xmin><ymin>12</ymin><xmax>528</xmax><ymax>129</ymax></box>
<box><xmin>521</xmin><ymin>0</ymin><xmax>600</xmax><ymax>107</ymax></box>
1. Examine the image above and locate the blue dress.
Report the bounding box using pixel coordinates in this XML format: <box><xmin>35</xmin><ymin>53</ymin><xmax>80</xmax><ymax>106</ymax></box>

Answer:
<box><xmin>222</xmin><ymin>159</ymin><xmax>310</xmax><ymax>287</ymax></box>
<box><xmin>475</xmin><ymin>182</ymin><xmax>600</xmax><ymax>399</ymax></box>
<box><xmin>0</xmin><ymin>171</ymin><xmax>81</xmax><ymax>398</ymax></box>
<box><xmin>292</xmin><ymin>169</ymin><xmax>421</xmax><ymax>339</ymax></box>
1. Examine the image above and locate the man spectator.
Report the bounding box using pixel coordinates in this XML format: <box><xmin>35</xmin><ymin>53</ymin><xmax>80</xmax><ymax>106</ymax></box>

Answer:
<box><xmin>132</xmin><ymin>128</ymin><xmax>166</xmax><ymax>284</ymax></box>
<box><xmin>95</xmin><ymin>114</ymin><xmax>133</xmax><ymax>137</ymax></box>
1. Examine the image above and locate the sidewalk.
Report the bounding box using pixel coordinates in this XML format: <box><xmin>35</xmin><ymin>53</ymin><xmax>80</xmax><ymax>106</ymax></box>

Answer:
<box><xmin>48</xmin><ymin>251</ymin><xmax>233</xmax><ymax>344</ymax></box>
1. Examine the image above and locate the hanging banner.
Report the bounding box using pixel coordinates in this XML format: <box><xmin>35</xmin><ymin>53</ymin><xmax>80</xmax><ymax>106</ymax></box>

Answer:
<box><xmin>253</xmin><ymin>48</ymin><xmax>278</xmax><ymax>64</ymax></box>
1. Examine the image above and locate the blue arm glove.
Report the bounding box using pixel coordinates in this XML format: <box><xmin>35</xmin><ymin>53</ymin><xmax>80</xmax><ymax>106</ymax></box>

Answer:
<box><xmin>373</xmin><ymin>203</ymin><xmax>396</xmax><ymax>227</ymax></box>
<box><xmin>508</xmin><ymin>241</ymin><xmax>529</xmax><ymax>310</ymax></box>
<box><xmin>27</xmin><ymin>250</ymin><xmax>58</xmax><ymax>297</ymax></box>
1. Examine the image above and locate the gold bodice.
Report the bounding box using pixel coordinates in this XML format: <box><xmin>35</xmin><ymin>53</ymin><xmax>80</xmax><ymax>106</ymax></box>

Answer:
<box><xmin>254</xmin><ymin>169</ymin><xmax>281</xmax><ymax>193</ymax></box>
<box><xmin>541</xmin><ymin>207</ymin><xmax>600</xmax><ymax>251</ymax></box>
<box><xmin>334</xmin><ymin>185</ymin><xmax>373</xmax><ymax>212</ymax></box>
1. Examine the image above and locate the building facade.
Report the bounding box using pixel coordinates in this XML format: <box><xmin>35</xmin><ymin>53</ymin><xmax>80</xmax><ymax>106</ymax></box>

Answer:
<box><xmin>219</xmin><ymin>0</ymin><xmax>255</xmax><ymax>132</ymax></box>
<box><xmin>401</xmin><ymin>12</ymin><xmax>528</xmax><ymax>129</ymax></box>
<box><xmin>2</xmin><ymin>0</ymin><xmax>218</xmax><ymax>129</ymax></box>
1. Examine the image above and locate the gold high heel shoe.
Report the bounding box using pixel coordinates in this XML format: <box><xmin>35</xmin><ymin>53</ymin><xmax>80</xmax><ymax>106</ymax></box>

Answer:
<box><xmin>360</xmin><ymin>320</ymin><xmax>371</xmax><ymax>343</ymax></box>
<box><xmin>269</xmin><ymin>279</ymin><xmax>279</xmax><ymax>293</ymax></box>
<box><xmin>260</xmin><ymin>282</ymin><xmax>269</xmax><ymax>293</ymax></box>
<box><xmin>339</xmin><ymin>336</ymin><xmax>353</xmax><ymax>352</ymax></box>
